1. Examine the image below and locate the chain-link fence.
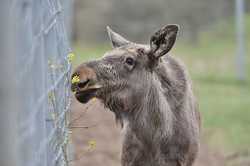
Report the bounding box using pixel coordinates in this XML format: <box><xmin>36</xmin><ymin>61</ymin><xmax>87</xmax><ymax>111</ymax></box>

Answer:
<box><xmin>0</xmin><ymin>0</ymin><xmax>72</xmax><ymax>166</ymax></box>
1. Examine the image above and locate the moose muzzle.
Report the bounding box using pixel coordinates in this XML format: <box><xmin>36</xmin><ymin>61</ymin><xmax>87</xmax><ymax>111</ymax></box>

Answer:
<box><xmin>71</xmin><ymin>65</ymin><xmax>102</xmax><ymax>103</ymax></box>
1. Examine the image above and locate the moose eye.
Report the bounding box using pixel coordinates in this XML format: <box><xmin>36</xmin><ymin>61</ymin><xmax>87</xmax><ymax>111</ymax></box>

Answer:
<box><xmin>125</xmin><ymin>57</ymin><xmax>134</xmax><ymax>66</ymax></box>
<box><xmin>137</xmin><ymin>48</ymin><xmax>144</xmax><ymax>55</ymax></box>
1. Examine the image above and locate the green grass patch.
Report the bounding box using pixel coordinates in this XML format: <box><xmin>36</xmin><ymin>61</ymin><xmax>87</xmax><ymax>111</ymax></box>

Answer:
<box><xmin>72</xmin><ymin>43</ymin><xmax>109</xmax><ymax>66</ymax></box>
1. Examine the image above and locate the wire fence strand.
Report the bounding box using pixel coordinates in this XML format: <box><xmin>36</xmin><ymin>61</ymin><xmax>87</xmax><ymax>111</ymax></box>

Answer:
<box><xmin>13</xmin><ymin>0</ymin><xmax>72</xmax><ymax>166</ymax></box>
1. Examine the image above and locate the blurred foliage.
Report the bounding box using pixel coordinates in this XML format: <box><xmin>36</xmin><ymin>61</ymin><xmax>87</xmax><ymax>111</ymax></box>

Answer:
<box><xmin>73</xmin><ymin>0</ymin><xmax>250</xmax><ymax>44</ymax></box>
<box><xmin>72</xmin><ymin>14</ymin><xmax>250</xmax><ymax>152</ymax></box>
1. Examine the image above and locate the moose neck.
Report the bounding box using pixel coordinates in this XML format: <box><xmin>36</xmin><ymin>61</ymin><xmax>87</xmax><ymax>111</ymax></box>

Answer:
<box><xmin>123</xmin><ymin>76</ymin><xmax>174</xmax><ymax>147</ymax></box>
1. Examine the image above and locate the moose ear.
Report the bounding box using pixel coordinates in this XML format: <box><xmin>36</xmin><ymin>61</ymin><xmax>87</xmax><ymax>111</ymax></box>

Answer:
<box><xmin>149</xmin><ymin>24</ymin><xmax>179</xmax><ymax>58</ymax></box>
<box><xmin>107</xmin><ymin>26</ymin><xmax>131</xmax><ymax>48</ymax></box>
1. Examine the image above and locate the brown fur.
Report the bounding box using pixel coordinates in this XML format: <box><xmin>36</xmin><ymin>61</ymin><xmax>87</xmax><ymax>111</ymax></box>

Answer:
<box><xmin>72</xmin><ymin>25</ymin><xmax>201</xmax><ymax>166</ymax></box>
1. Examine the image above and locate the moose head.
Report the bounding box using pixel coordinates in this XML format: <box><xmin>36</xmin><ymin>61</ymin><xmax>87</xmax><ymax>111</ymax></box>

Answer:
<box><xmin>71</xmin><ymin>25</ymin><xmax>200</xmax><ymax>166</ymax></box>
<box><xmin>71</xmin><ymin>25</ymin><xmax>179</xmax><ymax>118</ymax></box>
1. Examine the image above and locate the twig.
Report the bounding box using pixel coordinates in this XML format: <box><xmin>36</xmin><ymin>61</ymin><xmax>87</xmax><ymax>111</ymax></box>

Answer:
<box><xmin>69</xmin><ymin>124</ymin><xmax>98</xmax><ymax>129</ymax></box>
<box><xmin>226</xmin><ymin>149</ymin><xmax>250</xmax><ymax>161</ymax></box>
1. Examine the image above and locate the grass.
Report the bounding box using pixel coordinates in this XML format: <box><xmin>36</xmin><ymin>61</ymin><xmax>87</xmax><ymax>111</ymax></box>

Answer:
<box><xmin>72</xmin><ymin>15</ymin><xmax>250</xmax><ymax>153</ymax></box>
<box><xmin>173</xmin><ymin>15</ymin><xmax>250</xmax><ymax>152</ymax></box>
<box><xmin>72</xmin><ymin>44</ymin><xmax>109</xmax><ymax>66</ymax></box>
<box><xmin>195</xmin><ymin>79</ymin><xmax>250</xmax><ymax>152</ymax></box>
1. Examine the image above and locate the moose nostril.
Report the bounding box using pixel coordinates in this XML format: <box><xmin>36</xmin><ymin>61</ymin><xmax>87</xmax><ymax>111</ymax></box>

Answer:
<box><xmin>77</xmin><ymin>79</ymin><xmax>90</xmax><ymax>89</ymax></box>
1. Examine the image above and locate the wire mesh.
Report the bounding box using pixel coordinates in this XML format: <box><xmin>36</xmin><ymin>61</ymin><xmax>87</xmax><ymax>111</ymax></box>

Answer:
<box><xmin>12</xmin><ymin>0</ymin><xmax>72</xmax><ymax>166</ymax></box>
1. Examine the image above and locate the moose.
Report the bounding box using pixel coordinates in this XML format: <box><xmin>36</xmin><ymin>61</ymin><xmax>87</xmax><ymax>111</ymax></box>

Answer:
<box><xmin>71</xmin><ymin>25</ymin><xmax>201</xmax><ymax>166</ymax></box>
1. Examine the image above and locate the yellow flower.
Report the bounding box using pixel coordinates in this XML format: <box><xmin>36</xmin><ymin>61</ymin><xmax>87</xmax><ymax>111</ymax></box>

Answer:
<box><xmin>87</xmin><ymin>140</ymin><xmax>96</xmax><ymax>150</ymax></box>
<box><xmin>67</xmin><ymin>53</ymin><xmax>75</xmax><ymax>62</ymax></box>
<box><xmin>50</xmin><ymin>112</ymin><xmax>56</xmax><ymax>120</ymax></box>
<box><xmin>48</xmin><ymin>91</ymin><xmax>55</xmax><ymax>100</ymax></box>
<box><xmin>71</xmin><ymin>75</ymin><xmax>80</xmax><ymax>84</ymax></box>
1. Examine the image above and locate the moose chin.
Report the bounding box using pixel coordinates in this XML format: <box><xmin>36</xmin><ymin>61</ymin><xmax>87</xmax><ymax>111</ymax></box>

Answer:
<box><xmin>71</xmin><ymin>24</ymin><xmax>201</xmax><ymax>166</ymax></box>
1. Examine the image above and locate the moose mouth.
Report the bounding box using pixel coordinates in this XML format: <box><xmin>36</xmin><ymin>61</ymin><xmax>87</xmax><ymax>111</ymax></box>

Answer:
<box><xmin>71</xmin><ymin>76</ymin><xmax>102</xmax><ymax>103</ymax></box>
<box><xmin>75</xmin><ymin>87</ymin><xmax>100</xmax><ymax>103</ymax></box>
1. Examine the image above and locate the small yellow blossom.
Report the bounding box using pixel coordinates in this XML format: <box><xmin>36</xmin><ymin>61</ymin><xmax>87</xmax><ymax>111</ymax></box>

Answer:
<box><xmin>67</xmin><ymin>53</ymin><xmax>75</xmax><ymax>62</ymax></box>
<box><xmin>50</xmin><ymin>112</ymin><xmax>56</xmax><ymax>120</ymax></box>
<box><xmin>71</xmin><ymin>75</ymin><xmax>80</xmax><ymax>84</ymax></box>
<box><xmin>87</xmin><ymin>140</ymin><xmax>96</xmax><ymax>150</ymax></box>
<box><xmin>48</xmin><ymin>91</ymin><xmax>55</xmax><ymax>100</ymax></box>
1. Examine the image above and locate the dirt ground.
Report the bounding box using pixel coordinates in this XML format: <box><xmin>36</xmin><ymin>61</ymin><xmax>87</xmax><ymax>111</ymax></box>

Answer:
<box><xmin>69</xmin><ymin>97</ymin><xmax>225</xmax><ymax>166</ymax></box>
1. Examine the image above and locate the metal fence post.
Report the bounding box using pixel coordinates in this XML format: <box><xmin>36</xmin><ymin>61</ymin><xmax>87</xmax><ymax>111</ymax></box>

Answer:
<box><xmin>235</xmin><ymin>0</ymin><xmax>246</xmax><ymax>81</ymax></box>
